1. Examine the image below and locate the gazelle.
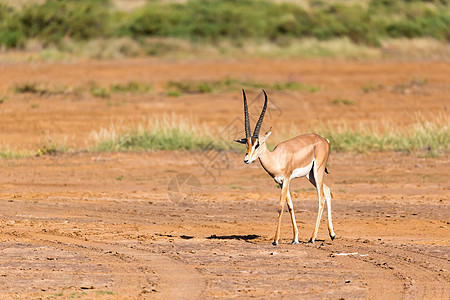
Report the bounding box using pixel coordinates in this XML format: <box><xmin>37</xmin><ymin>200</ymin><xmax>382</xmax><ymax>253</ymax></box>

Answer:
<box><xmin>234</xmin><ymin>90</ymin><xmax>336</xmax><ymax>245</ymax></box>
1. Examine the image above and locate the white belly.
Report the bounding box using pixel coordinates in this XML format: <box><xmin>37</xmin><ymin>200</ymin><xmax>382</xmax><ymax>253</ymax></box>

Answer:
<box><xmin>289</xmin><ymin>160</ymin><xmax>314</xmax><ymax>180</ymax></box>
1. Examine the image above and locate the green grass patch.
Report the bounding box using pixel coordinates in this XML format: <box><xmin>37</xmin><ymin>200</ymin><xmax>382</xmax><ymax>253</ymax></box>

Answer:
<box><xmin>0</xmin><ymin>148</ymin><xmax>32</xmax><ymax>159</ymax></box>
<box><xmin>167</xmin><ymin>78</ymin><xmax>318</xmax><ymax>94</ymax></box>
<box><xmin>319</xmin><ymin>121</ymin><xmax>449</xmax><ymax>154</ymax></box>
<box><xmin>1</xmin><ymin>117</ymin><xmax>448</xmax><ymax>160</ymax></box>
<box><xmin>69</xmin><ymin>291</ymin><xmax>87</xmax><ymax>299</ymax></box>
<box><xmin>10</xmin><ymin>78</ymin><xmax>317</xmax><ymax>99</ymax></box>
<box><xmin>12</xmin><ymin>80</ymin><xmax>152</xmax><ymax>99</ymax></box>
<box><xmin>91</xmin><ymin>116</ymin><xmax>229</xmax><ymax>152</ymax></box>
<box><xmin>167</xmin><ymin>90</ymin><xmax>182</xmax><ymax>98</ymax></box>
<box><xmin>49</xmin><ymin>291</ymin><xmax>64</xmax><ymax>298</ymax></box>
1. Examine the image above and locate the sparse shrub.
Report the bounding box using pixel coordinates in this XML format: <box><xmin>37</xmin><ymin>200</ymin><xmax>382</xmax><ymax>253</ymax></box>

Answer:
<box><xmin>167</xmin><ymin>80</ymin><xmax>213</xmax><ymax>94</ymax></box>
<box><xmin>36</xmin><ymin>145</ymin><xmax>58</xmax><ymax>156</ymax></box>
<box><xmin>331</xmin><ymin>97</ymin><xmax>356</xmax><ymax>106</ymax></box>
<box><xmin>166</xmin><ymin>78</ymin><xmax>319</xmax><ymax>94</ymax></box>
<box><xmin>110</xmin><ymin>81</ymin><xmax>152</xmax><ymax>93</ymax></box>
<box><xmin>391</xmin><ymin>77</ymin><xmax>428</xmax><ymax>94</ymax></box>
<box><xmin>13</xmin><ymin>82</ymin><xmax>39</xmax><ymax>94</ymax></box>
<box><xmin>36</xmin><ymin>135</ymin><xmax>68</xmax><ymax>156</ymax></box>
<box><xmin>90</xmin><ymin>86</ymin><xmax>110</xmax><ymax>98</ymax></box>
<box><xmin>272</xmin><ymin>81</ymin><xmax>320</xmax><ymax>92</ymax></box>
<box><xmin>142</xmin><ymin>39</ymin><xmax>183</xmax><ymax>56</ymax></box>
<box><xmin>13</xmin><ymin>82</ymin><xmax>68</xmax><ymax>96</ymax></box>
<box><xmin>362</xmin><ymin>82</ymin><xmax>384</xmax><ymax>93</ymax></box>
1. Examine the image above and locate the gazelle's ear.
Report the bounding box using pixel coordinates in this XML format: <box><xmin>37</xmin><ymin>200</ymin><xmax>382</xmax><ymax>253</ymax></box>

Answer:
<box><xmin>264</xmin><ymin>127</ymin><xmax>272</xmax><ymax>138</ymax></box>
<box><xmin>234</xmin><ymin>138</ymin><xmax>247</xmax><ymax>144</ymax></box>
<box><xmin>259</xmin><ymin>127</ymin><xmax>272</xmax><ymax>144</ymax></box>
<box><xmin>260</xmin><ymin>127</ymin><xmax>272</xmax><ymax>143</ymax></box>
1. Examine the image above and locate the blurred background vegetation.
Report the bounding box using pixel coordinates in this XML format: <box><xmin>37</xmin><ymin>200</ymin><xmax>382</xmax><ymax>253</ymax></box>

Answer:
<box><xmin>0</xmin><ymin>0</ymin><xmax>448</xmax><ymax>59</ymax></box>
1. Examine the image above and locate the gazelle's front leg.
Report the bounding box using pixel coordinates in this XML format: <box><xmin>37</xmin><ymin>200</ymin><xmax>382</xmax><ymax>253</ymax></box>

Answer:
<box><xmin>273</xmin><ymin>178</ymin><xmax>290</xmax><ymax>246</ymax></box>
<box><xmin>286</xmin><ymin>191</ymin><xmax>299</xmax><ymax>244</ymax></box>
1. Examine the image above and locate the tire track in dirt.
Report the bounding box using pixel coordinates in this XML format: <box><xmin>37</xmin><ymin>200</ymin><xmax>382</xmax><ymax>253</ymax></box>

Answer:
<box><xmin>299</xmin><ymin>244</ymin><xmax>403</xmax><ymax>299</ymax></box>
<box><xmin>318</xmin><ymin>237</ymin><xmax>449</xmax><ymax>299</ymax></box>
<box><xmin>9</xmin><ymin>230</ymin><xmax>204</xmax><ymax>299</ymax></box>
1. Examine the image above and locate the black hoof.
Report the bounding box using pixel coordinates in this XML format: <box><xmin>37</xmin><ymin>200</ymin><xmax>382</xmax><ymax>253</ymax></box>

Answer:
<box><xmin>331</xmin><ymin>235</ymin><xmax>336</xmax><ymax>241</ymax></box>
<box><xmin>272</xmin><ymin>241</ymin><xmax>278</xmax><ymax>246</ymax></box>
<box><xmin>291</xmin><ymin>240</ymin><xmax>299</xmax><ymax>245</ymax></box>
<box><xmin>307</xmin><ymin>239</ymin><xmax>315</xmax><ymax>244</ymax></box>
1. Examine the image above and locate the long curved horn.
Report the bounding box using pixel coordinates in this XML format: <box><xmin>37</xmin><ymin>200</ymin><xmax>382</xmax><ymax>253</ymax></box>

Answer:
<box><xmin>252</xmin><ymin>89</ymin><xmax>268</xmax><ymax>139</ymax></box>
<box><xmin>243</xmin><ymin>89</ymin><xmax>251</xmax><ymax>139</ymax></box>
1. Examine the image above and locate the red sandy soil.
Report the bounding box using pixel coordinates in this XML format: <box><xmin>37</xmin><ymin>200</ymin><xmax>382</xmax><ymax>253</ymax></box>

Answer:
<box><xmin>0</xmin><ymin>58</ymin><xmax>448</xmax><ymax>299</ymax></box>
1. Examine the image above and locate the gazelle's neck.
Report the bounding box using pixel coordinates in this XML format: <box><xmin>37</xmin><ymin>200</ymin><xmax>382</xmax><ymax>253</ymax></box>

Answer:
<box><xmin>258</xmin><ymin>143</ymin><xmax>279</xmax><ymax>177</ymax></box>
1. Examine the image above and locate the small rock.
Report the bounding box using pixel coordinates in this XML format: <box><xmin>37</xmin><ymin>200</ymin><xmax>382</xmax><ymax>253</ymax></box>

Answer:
<box><xmin>345</xmin><ymin>280</ymin><xmax>351</xmax><ymax>283</ymax></box>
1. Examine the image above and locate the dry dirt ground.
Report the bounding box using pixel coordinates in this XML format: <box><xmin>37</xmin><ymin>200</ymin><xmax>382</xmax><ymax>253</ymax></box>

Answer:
<box><xmin>0</xmin><ymin>58</ymin><xmax>448</xmax><ymax>299</ymax></box>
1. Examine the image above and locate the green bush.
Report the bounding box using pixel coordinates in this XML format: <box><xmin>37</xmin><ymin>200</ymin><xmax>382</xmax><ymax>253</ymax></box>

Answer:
<box><xmin>0</xmin><ymin>0</ymin><xmax>449</xmax><ymax>49</ymax></box>
<box><xmin>20</xmin><ymin>0</ymin><xmax>111</xmax><ymax>45</ymax></box>
<box><xmin>0</xmin><ymin>4</ymin><xmax>25</xmax><ymax>48</ymax></box>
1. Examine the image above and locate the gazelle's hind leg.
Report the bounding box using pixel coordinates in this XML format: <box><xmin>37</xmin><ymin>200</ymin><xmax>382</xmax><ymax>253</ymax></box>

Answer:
<box><xmin>310</xmin><ymin>172</ymin><xmax>325</xmax><ymax>243</ymax></box>
<box><xmin>286</xmin><ymin>190</ymin><xmax>299</xmax><ymax>244</ymax></box>
<box><xmin>306</xmin><ymin>167</ymin><xmax>330</xmax><ymax>243</ymax></box>
<box><xmin>323</xmin><ymin>184</ymin><xmax>336</xmax><ymax>240</ymax></box>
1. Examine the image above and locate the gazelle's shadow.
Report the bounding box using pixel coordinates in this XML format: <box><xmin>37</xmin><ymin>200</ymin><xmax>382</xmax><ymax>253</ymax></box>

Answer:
<box><xmin>206</xmin><ymin>234</ymin><xmax>261</xmax><ymax>242</ymax></box>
